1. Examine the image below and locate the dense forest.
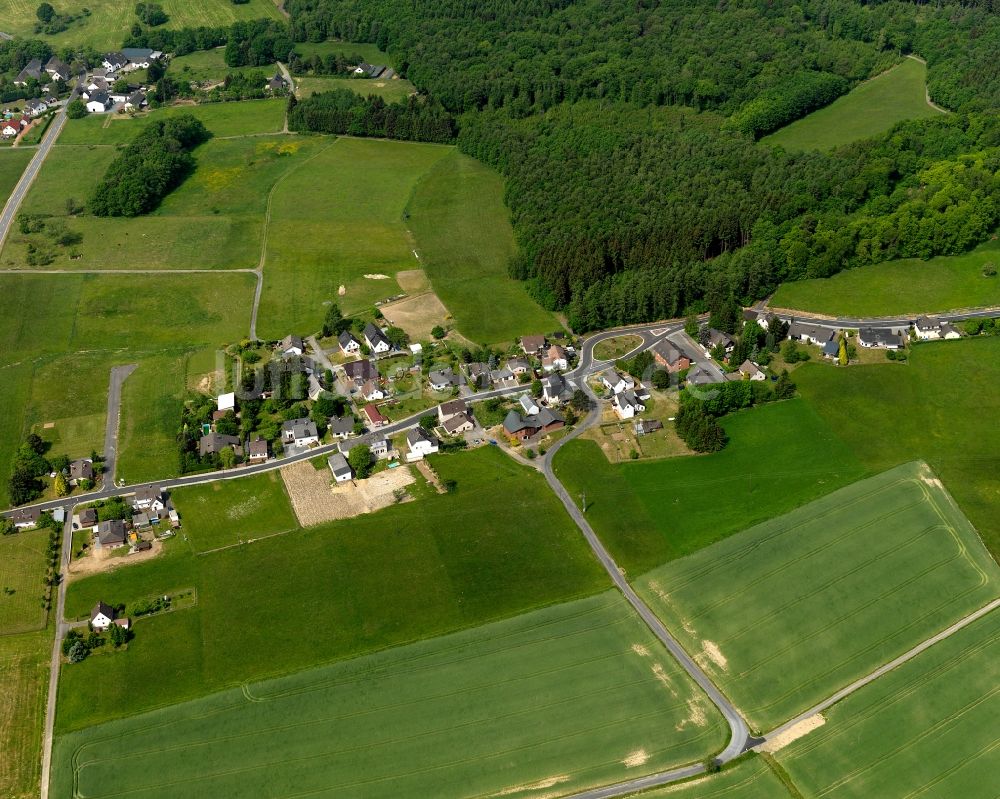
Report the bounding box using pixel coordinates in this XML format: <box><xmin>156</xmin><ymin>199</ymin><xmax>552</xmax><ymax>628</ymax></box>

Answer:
<box><xmin>276</xmin><ymin>0</ymin><xmax>1000</xmax><ymax>327</ymax></box>
<box><xmin>288</xmin><ymin>90</ymin><xmax>457</xmax><ymax>142</ymax></box>
<box><xmin>89</xmin><ymin>115</ymin><xmax>209</xmax><ymax>217</ymax></box>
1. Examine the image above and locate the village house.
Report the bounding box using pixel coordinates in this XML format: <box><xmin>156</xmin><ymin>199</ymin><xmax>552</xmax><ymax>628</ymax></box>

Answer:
<box><xmin>406</xmin><ymin>428</ymin><xmax>439</xmax><ymax>460</ymax></box>
<box><xmin>132</xmin><ymin>487</ymin><xmax>165</xmax><ymax>512</ymax></box>
<box><xmin>519</xmin><ymin>394</ymin><xmax>540</xmax><ymax>416</ymax></box>
<box><xmin>361</xmin><ymin>379</ymin><xmax>385</xmax><ymax>401</ymax></box>
<box><xmin>14</xmin><ymin>58</ymin><xmax>42</xmax><ymax>86</ymax></box>
<box><xmin>44</xmin><ymin>56</ymin><xmax>71</xmax><ymax>81</ymax></box>
<box><xmin>428</xmin><ymin>367</ymin><xmax>462</xmax><ymax>391</ymax></box>
<box><xmin>327</xmin><ymin>453</ymin><xmax>353</xmax><ymax>483</ymax></box>
<box><xmin>338</xmin><ymin>330</ymin><xmax>361</xmax><ymax>355</ymax></box>
<box><xmin>652</xmin><ymin>341</ymin><xmax>692</xmax><ymax>372</ymax></box>
<box><xmin>124</xmin><ymin>90</ymin><xmax>147</xmax><ymax>112</ymax></box>
<box><xmin>121</xmin><ymin>48</ymin><xmax>160</xmax><ymax>69</ymax></box>
<box><xmin>266</xmin><ymin>73</ymin><xmax>289</xmax><ymax>92</ymax></box>
<box><xmin>634</xmin><ymin>419</ymin><xmax>663</xmax><ymax>436</ymax></box>
<box><xmin>11</xmin><ymin>507</ymin><xmax>40</xmax><ymax>529</ymax></box>
<box><xmin>520</xmin><ymin>334</ymin><xmax>547</xmax><ymax>356</ymax></box>
<box><xmin>542</xmin><ymin>373</ymin><xmax>572</xmax><ymax>405</ymax></box>
<box><xmin>541</xmin><ymin>345</ymin><xmax>569</xmax><ymax>372</ymax></box>
<box><xmin>502</xmin><ymin>408</ymin><xmax>564</xmax><ymax>442</ymax></box>
<box><xmin>737</xmin><ymin>360</ymin><xmax>766</xmax><ymax>381</ymax></box>
<box><xmin>687</xmin><ymin>364</ymin><xmax>723</xmax><ymax>386</ymax></box>
<box><xmin>858</xmin><ymin>327</ymin><xmax>905</xmax><ymax>349</ymax></box>
<box><xmin>329</xmin><ymin>415</ymin><xmax>355</xmax><ymax>439</ymax></box>
<box><xmin>601</xmin><ymin>368</ymin><xmax>634</xmax><ymax>395</ymax></box>
<box><xmin>506</xmin><ymin>357</ymin><xmax>532</xmax><ymax>376</ymax></box>
<box><xmin>91</xmin><ymin>601</ymin><xmax>129</xmax><ymax>631</ymax></box>
<box><xmin>23</xmin><ymin>98</ymin><xmax>47</xmax><ymax>116</ymax></box>
<box><xmin>69</xmin><ymin>458</ymin><xmax>94</xmax><ymax>484</ymax></box>
<box><xmin>462</xmin><ymin>362</ymin><xmax>491</xmax><ymax>389</ymax></box>
<box><xmin>438</xmin><ymin>399</ymin><xmax>468</xmax><ymax>425</ymax></box>
<box><xmin>742</xmin><ymin>309</ymin><xmax>773</xmax><ymax>329</ymax></box>
<box><xmin>364</xmin><ymin>322</ymin><xmax>392</xmax><ymax>354</ymax></box>
<box><xmin>491</xmin><ymin>365</ymin><xmax>516</xmax><ymax>385</ymax></box>
<box><xmin>199</xmin><ymin>432</ymin><xmax>242</xmax><ymax>458</ymax></box>
<box><xmin>340</xmin><ymin>434</ymin><xmax>390</xmax><ymax>459</ymax></box>
<box><xmin>1</xmin><ymin>117</ymin><xmax>25</xmax><ymax>138</ymax></box>
<box><xmin>85</xmin><ymin>90</ymin><xmax>111</xmax><ymax>113</ymax></box>
<box><xmin>362</xmin><ymin>403</ymin><xmax>389</xmax><ymax>428</ymax></box>
<box><xmin>102</xmin><ymin>52</ymin><xmax>129</xmax><ymax>72</ymax></box>
<box><xmin>913</xmin><ymin>316</ymin><xmax>961</xmax><ymax>341</ymax></box>
<box><xmin>343</xmin><ymin>359</ymin><xmax>379</xmax><ymax>387</ymax></box>
<box><xmin>277</xmin><ymin>334</ymin><xmax>304</xmax><ymax>357</ymax></box>
<box><xmin>96</xmin><ymin>519</ymin><xmax>127</xmax><ymax>548</ymax></box>
<box><xmin>282</xmin><ymin>418</ymin><xmax>319</xmax><ymax>448</ymax></box>
<box><xmin>442</xmin><ymin>412</ymin><xmax>474</xmax><ymax>435</ymax></box>
<box><xmin>703</xmin><ymin>328</ymin><xmax>736</xmax><ymax>356</ymax></box>
<box><xmin>78</xmin><ymin>507</ymin><xmax>98</xmax><ymax>528</ymax></box>
<box><xmin>247</xmin><ymin>437</ymin><xmax>269</xmax><ymax>464</ymax></box>
<box><xmin>788</xmin><ymin>322</ymin><xmax>837</xmax><ymax>347</ymax></box>
<box><xmin>613</xmin><ymin>390</ymin><xmax>645</xmax><ymax>420</ymax></box>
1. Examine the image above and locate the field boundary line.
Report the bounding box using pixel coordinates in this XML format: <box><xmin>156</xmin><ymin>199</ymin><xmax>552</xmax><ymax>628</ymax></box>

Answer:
<box><xmin>755</xmin><ymin>596</ymin><xmax>1000</xmax><ymax>748</ymax></box>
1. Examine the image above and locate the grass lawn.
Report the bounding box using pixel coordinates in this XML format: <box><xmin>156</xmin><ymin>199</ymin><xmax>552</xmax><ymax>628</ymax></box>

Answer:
<box><xmin>0</xmin><ymin>0</ymin><xmax>281</xmax><ymax>50</ymax></box>
<box><xmin>771</xmin><ymin>237</ymin><xmax>1000</xmax><ymax>317</ymax></box>
<box><xmin>796</xmin><ymin>337</ymin><xmax>1000</xmax><ymax>559</ymax></box>
<box><xmin>172</xmin><ymin>471</ymin><xmax>297</xmax><ymax>553</ymax></box>
<box><xmin>56</xmin><ymin>447</ymin><xmax>609</xmax><ymax>731</ymax></box>
<box><xmin>761</xmin><ymin>57</ymin><xmax>943</xmax><ymax>152</ymax></box>
<box><xmin>51</xmin><ymin>590</ymin><xmax>727</xmax><ymax>799</ymax></box>
<box><xmin>0</xmin><ymin>363</ymin><xmax>32</xmax><ymax>508</ymax></box>
<box><xmin>638</xmin><ymin>755</ymin><xmax>793</xmax><ymax>798</ymax></box>
<box><xmin>775</xmin><ymin>609</ymin><xmax>1000</xmax><ymax>799</ymax></box>
<box><xmin>57</xmin><ymin>99</ymin><xmax>287</xmax><ymax>146</ymax></box>
<box><xmin>257</xmin><ymin>136</ymin><xmax>452</xmax><ymax>338</ymax></box>
<box><xmin>297</xmin><ymin>76</ymin><xmax>417</xmax><ymax>103</ymax></box>
<box><xmin>553</xmin><ymin>400</ymin><xmax>866</xmax><ymax>575</ymax></box>
<box><xmin>406</xmin><ymin>150</ymin><xmax>560</xmax><ymax>344</ymax></box>
<box><xmin>636</xmin><ymin>461</ymin><xmax>1000</xmax><ymax>732</ymax></box>
<box><xmin>169</xmin><ymin>47</ymin><xmax>277</xmax><ymax>86</ymax></box>
<box><xmin>0</xmin><ymin>529</ymin><xmax>50</xmax><ymax>634</ymax></box>
<box><xmin>0</xmin><ymin>149</ymin><xmax>31</xmax><ymax>205</ymax></box>
<box><xmin>0</xmin><ymin>629</ymin><xmax>50</xmax><ymax>799</ymax></box>
<box><xmin>593</xmin><ymin>334</ymin><xmax>643</xmax><ymax>361</ymax></box>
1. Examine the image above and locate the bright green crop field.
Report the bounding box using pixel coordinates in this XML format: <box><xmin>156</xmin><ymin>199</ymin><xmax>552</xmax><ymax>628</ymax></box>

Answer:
<box><xmin>762</xmin><ymin>57</ymin><xmax>943</xmax><ymax>152</ymax></box>
<box><xmin>51</xmin><ymin>591</ymin><xmax>726</xmax><ymax>799</ymax></box>
<box><xmin>56</xmin><ymin>448</ymin><xmax>609</xmax><ymax>731</ymax></box>
<box><xmin>636</xmin><ymin>461</ymin><xmax>1000</xmax><ymax>732</ymax></box>
<box><xmin>796</xmin><ymin>337</ymin><xmax>1000</xmax><ymax>559</ymax></box>
<box><xmin>406</xmin><ymin>150</ymin><xmax>561</xmax><ymax>343</ymax></box>
<box><xmin>257</xmin><ymin>136</ymin><xmax>452</xmax><ymax>337</ymax></box>
<box><xmin>297</xmin><ymin>75</ymin><xmax>418</xmax><ymax>102</ymax></box>
<box><xmin>172</xmin><ymin>471</ymin><xmax>297</xmax><ymax>553</ymax></box>
<box><xmin>777</xmin><ymin>608</ymin><xmax>1000</xmax><ymax>799</ymax></box>
<box><xmin>0</xmin><ymin>628</ymin><xmax>51</xmax><ymax>799</ymax></box>
<box><xmin>0</xmin><ymin>0</ymin><xmax>281</xmax><ymax>50</ymax></box>
<box><xmin>0</xmin><ymin>528</ymin><xmax>50</xmax><ymax>634</ymax></box>
<box><xmin>771</xmin><ymin>237</ymin><xmax>1000</xmax><ymax>317</ymax></box>
<box><xmin>0</xmin><ymin>149</ymin><xmax>31</xmax><ymax>205</ymax></box>
<box><xmin>553</xmin><ymin>400</ymin><xmax>866</xmax><ymax>575</ymax></box>
<box><xmin>639</xmin><ymin>755</ymin><xmax>793</xmax><ymax>798</ymax></box>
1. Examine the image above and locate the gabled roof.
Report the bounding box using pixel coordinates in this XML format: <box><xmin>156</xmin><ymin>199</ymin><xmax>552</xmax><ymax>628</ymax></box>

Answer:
<box><xmin>199</xmin><ymin>432</ymin><xmax>241</xmax><ymax>456</ymax></box>
<box><xmin>535</xmin><ymin>408</ymin><xmax>565</xmax><ymax>427</ymax></box>
<box><xmin>134</xmin><ymin>486</ymin><xmax>162</xmax><ymax>503</ymax></box>
<box><xmin>687</xmin><ymin>364</ymin><xmax>722</xmax><ymax>385</ymax></box>
<box><xmin>407</xmin><ymin>427</ymin><xmax>436</xmax><ymax>446</ymax></box>
<box><xmin>282</xmin><ymin>418</ymin><xmax>318</xmax><ymax>439</ymax></box>
<box><xmin>442</xmin><ymin>412</ymin><xmax>473</xmax><ymax>434</ymax></box>
<box><xmin>520</xmin><ymin>334</ymin><xmax>546</xmax><ymax>353</ymax></box>
<box><xmin>11</xmin><ymin>507</ymin><xmax>40</xmax><ymax>524</ymax></box>
<box><xmin>343</xmin><ymin>360</ymin><xmax>378</xmax><ymax>381</ymax></box>
<box><xmin>97</xmin><ymin>519</ymin><xmax>126</xmax><ymax>545</ymax></box>
<box><xmin>363</xmin><ymin>403</ymin><xmax>388</xmax><ymax>424</ymax></box>
<box><xmin>91</xmin><ymin>601</ymin><xmax>116</xmax><ymax>622</ymax></box>
<box><xmin>87</xmin><ymin>90</ymin><xmax>110</xmax><ymax>105</ymax></box>
<box><xmin>121</xmin><ymin>47</ymin><xmax>154</xmax><ymax>61</ymax></box>
<box><xmin>738</xmin><ymin>359</ymin><xmax>763</xmax><ymax>377</ymax></box>
<box><xmin>248</xmin><ymin>438</ymin><xmax>269</xmax><ymax>457</ymax></box>
<box><xmin>503</xmin><ymin>410</ymin><xmax>535</xmax><ymax>434</ymax></box>
<box><xmin>364</xmin><ymin>322</ymin><xmax>390</xmax><ymax>348</ymax></box>
<box><xmin>652</xmin><ymin>340</ymin><xmax>688</xmax><ymax>365</ymax></box>
<box><xmin>327</xmin><ymin>453</ymin><xmax>352</xmax><ymax>476</ymax></box>
<box><xmin>338</xmin><ymin>330</ymin><xmax>359</xmax><ymax>347</ymax></box>
<box><xmin>329</xmin><ymin>415</ymin><xmax>355</xmax><ymax>436</ymax></box>
<box><xmin>278</xmin><ymin>334</ymin><xmax>303</xmax><ymax>352</ymax></box>
<box><xmin>439</xmin><ymin>398</ymin><xmax>467</xmax><ymax>417</ymax></box>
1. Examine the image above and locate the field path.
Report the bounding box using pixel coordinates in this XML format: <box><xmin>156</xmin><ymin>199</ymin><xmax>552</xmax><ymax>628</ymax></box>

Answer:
<box><xmin>754</xmin><ymin>596</ymin><xmax>1000</xmax><ymax>749</ymax></box>
<box><xmin>906</xmin><ymin>54</ymin><xmax>949</xmax><ymax>114</ymax></box>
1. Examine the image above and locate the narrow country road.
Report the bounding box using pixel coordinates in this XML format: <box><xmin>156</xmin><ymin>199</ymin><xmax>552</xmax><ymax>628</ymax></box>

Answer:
<box><xmin>0</xmin><ymin>108</ymin><xmax>68</xmax><ymax>249</ymax></box>
<box><xmin>102</xmin><ymin>364</ymin><xmax>138</xmax><ymax>483</ymax></box>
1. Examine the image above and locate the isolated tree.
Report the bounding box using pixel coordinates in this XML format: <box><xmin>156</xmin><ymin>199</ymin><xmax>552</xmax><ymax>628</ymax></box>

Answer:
<box><xmin>838</xmin><ymin>336</ymin><xmax>848</xmax><ymax>366</ymax></box>
<box><xmin>66</xmin><ymin>98</ymin><xmax>87</xmax><ymax>119</ymax></box>
<box><xmin>431</xmin><ymin>325</ymin><xmax>446</xmax><ymax>339</ymax></box>
<box><xmin>53</xmin><ymin>472</ymin><xmax>68</xmax><ymax>497</ymax></box>
<box><xmin>570</xmin><ymin>389</ymin><xmax>591</xmax><ymax>412</ymax></box>
<box><xmin>419</xmin><ymin>413</ymin><xmax>436</xmax><ymax>431</ymax></box>
<box><xmin>652</xmin><ymin>369</ymin><xmax>670</xmax><ymax>389</ymax></box>
<box><xmin>36</xmin><ymin>2</ymin><xmax>54</xmax><ymax>22</ymax></box>
<box><xmin>67</xmin><ymin>640</ymin><xmax>89</xmax><ymax>663</ymax></box>
<box><xmin>348</xmin><ymin>444</ymin><xmax>372</xmax><ymax>478</ymax></box>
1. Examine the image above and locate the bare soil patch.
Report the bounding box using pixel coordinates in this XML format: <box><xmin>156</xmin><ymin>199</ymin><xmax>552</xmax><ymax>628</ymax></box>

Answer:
<box><xmin>759</xmin><ymin>714</ymin><xmax>826</xmax><ymax>753</ymax></box>
<box><xmin>67</xmin><ymin>538</ymin><xmax>164</xmax><ymax>579</ymax></box>
<box><xmin>413</xmin><ymin>459</ymin><xmax>446</xmax><ymax>494</ymax></box>
<box><xmin>622</xmin><ymin>749</ymin><xmax>649</xmax><ymax>768</ymax></box>
<box><xmin>379</xmin><ymin>291</ymin><xmax>452</xmax><ymax>341</ymax></box>
<box><xmin>697</xmin><ymin>640</ymin><xmax>729</xmax><ymax>672</ymax></box>
<box><xmin>281</xmin><ymin>461</ymin><xmax>416</xmax><ymax>526</ymax></box>
<box><xmin>395</xmin><ymin>268</ymin><xmax>431</xmax><ymax>294</ymax></box>
<box><xmin>492</xmin><ymin>775</ymin><xmax>570</xmax><ymax>797</ymax></box>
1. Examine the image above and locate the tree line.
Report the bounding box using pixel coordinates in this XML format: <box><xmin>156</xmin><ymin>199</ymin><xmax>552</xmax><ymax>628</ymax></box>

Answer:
<box><xmin>89</xmin><ymin>115</ymin><xmax>209</xmax><ymax>217</ymax></box>
<box><xmin>288</xmin><ymin>89</ymin><xmax>457</xmax><ymax>143</ymax></box>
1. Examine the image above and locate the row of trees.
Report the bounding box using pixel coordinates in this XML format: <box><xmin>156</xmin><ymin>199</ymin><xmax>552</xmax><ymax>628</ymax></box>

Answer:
<box><xmin>89</xmin><ymin>115</ymin><xmax>209</xmax><ymax>217</ymax></box>
<box><xmin>288</xmin><ymin>90</ymin><xmax>457</xmax><ymax>143</ymax></box>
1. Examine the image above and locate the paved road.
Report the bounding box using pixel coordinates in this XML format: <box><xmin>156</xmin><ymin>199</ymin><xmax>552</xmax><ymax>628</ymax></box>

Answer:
<box><xmin>102</xmin><ymin>364</ymin><xmax>137</xmax><ymax>483</ymax></box>
<box><xmin>0</xmin><ymin>108</ymin><xmax>68</xmax><ymax>249</ymax></box>
<box><xmin>766</xmin><ymin>306</ymin><xmax>1000</xmax><ymax>330</ymax></box>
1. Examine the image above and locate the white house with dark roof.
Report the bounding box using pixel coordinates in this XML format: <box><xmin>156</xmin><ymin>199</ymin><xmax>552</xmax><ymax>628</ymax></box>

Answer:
<box><xmin>612</xmin><ymin>390</ymin><xmax>644</xmax><ymax>420</ymax></box>
<box><xmin>338</xmin><ymin>330</ymin><xmax>360</xmax><ymax>355</ymax></box>
<box><xmin>542</xmin><ymin>373</ymin><xmax>571</xmax><ymax>405</ymax></box>
<box><xmin>86</xmin><ymin>90</ymin><xmax>111</xmax><ymax>113</ymax></box>
<box><xmin>437</xmin><ymin>399</ymin><xmax>467</xmax><ymax>424</ymax></box>
<box><xmin>327</xmin><ymin>453</ymin><xmax>353</xmax><ymax>483</ymax></box>
<box><xmin>519</xmin><ymin>394</ymin><xmax>540</xmax><ymax>416</ymax></box>
<box><xmin>277</xmin><ymin>334</ymin><xmax>304</xmax><ymax>357</ymax></box>
<box><xmin>858</xmin><ymin>327</ymin><xmax>904</xmax><ymax>349</ymax></box>
<box><xmin>601</xmin><ymin>368</ymin><xmax>633</xmax><ymax>395</ymax></box>
<box><xmin>406</xmin><ymin>428</ymin><xmax>439</xmax><ymax>460</ymax></box>
<box><xmin>11</xmin><ymin>507</ymin><xmax>40</xmax><ymax>529</ymax></box>
<box><xmin>132</xmin><ymin>487</ymin><xmax>165</xmax><ymax>512</ymax></box>
<box><xmin>788</xmin><ymin>322</ymin><xmax>837</xmax><ymax>347</ymax></box>
<box><xmin>14</xmin><ymin>58</ymin><xmax>42</xmax><ymax>86</ymax></box>
<box><xmin>913</xmin><ymin>316</ymin><xmax>961</xmax><ymax>341</ymax></box>
<box><xmin>282</xmin><ymin>418</ymin><xmax>319</xmax><ymax>447</ymax></box>
<box><xmin>428</xmin><ymin>367</ymin><xmax>462</xmax><ymax>391</ymax></box>
<box><xmin>91</xmin><ymin>601</ymin><xmax>129</xmax><ymax>631</ymax></box>
<box><xmin>363</xmin><ymin>323</ymin><xmax>391</xmax><ymax>354</ymax></box>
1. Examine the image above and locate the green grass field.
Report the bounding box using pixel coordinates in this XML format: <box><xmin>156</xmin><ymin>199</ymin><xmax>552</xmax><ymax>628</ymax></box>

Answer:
<box><xmin>777</xmin><ymin>608</ymin><xmax>1000</xmax><ymax>799</ymax></box>
<box><xmin>172</xmin><ymin>471</ymin><xmax>297</xmax><ymax>552</ymax></box>
<box><xmin>168</xmin><ymin>47</ymin><xmax>278</xmax><ymax>85</ymax></box>
<box><xmin>796</xmin><ymin>337</ymin><xmax>1000</xmax><ymax>559</ymax></box>
<box><xmin>771</xmin><ymin>237</ymin><xmax>1000</xmax><ymax>317</ymax></box>
<box><xmin>257</xmin><ymin>136</ymin><xmax>452</xmax><ymax>337</ymax></box>
<box><xmin>0</xmin><ymin>0</ymin><xmax>281</xmax><ymax>50</ymax></box>
<box><xmin>56</xmin><ymin>448</ymin><xmax>609</xmax><ymax>730</ymax></box>
<box><xmin>636</xmin><ymin>461</ymin><xmax>1000</xmax><ymax>732</ymax></box>
<box><xmin>553</xmin><ymin>400</ymin><xmax>866</xmax><ymax>575</ymax></box>
<box><xmin>762</xmin><ymin>57</ymin><xmax>943</xmax><ymax>151</ymax></box>
<box><xmin>297</xmin><ymin>75</ymin><xmax>417</xmax><ymax>102</ymax></box>
<box><xmin>0</xmin><ymin>363</ymin><xmax>32</xmax><ymax>508</ymax></box>
<box><xmin>406</xmin><ymin>150</ymin><xmax>560</xmax><ymax>343</ymax></box>
<box><xmin>639</xmin><ymin>756</ymin><xmax>793</xmax><ymax>798</ymax></box>
<box><xmin>0</xmin><ymin>149</ymin><xmax>31</xmax><ymax>205</ymax></box>
<box><xmin>51</xmin><ymin>591</ymin><xmax>727</xmax><ymax>798</ymax></box>
<box><xmin>0</xmin><ymin>629</ymin><xmax>50</xmax><ymax>799</ymax></box>
<box><xmin>0</xmin><ymin>529</ymin><xmax>50</xmax><ymax>634</ymax></box>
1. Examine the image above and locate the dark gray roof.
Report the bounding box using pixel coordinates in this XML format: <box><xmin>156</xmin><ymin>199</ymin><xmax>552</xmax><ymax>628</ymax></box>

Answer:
<box><xmin>535</xmin><ymin>408</ymin><xmax>565</xmax><ymax>427</ymax></box>
<box><xmin>282</xmin><ymin>418</ymin><xmax>318</xmax><ymax>439</ymax></box>
<box><xmin>364</xmin><ymin>322</ymin><xmax>390</xmax><ymax>348</ymax></box>
<box><xmin>279</xmin><ymin>334</ymin><xmax>303</xmax><ymax>352</ymax></box>
<box><xmin>79</xmin><ymin>507</ymin><xmax>98</xmax><ymax>524</ymax></box>
<box><xmin>91</xmin><ymin>601</ymin><xmax>116</xmax><ymax>621</ymax></box>
<box><xmin>407</xmin><ymin>427</ymin><xmax>436</xmax><ymax>446</ymax></box>
<box><xmin>329</xmin><ymin>415</ymin><xmax>355</xmax><ymax>436</ymax></box>
<box><xmin>859</xmin><ymin>327</ymin><xmax>904</xmax><ymax>347</ymax></box>
<box><xmin>97</xmin><ymin>519</ymin><xmax>126</xmax><ymax>546</ymax></box>
<box><xmin>343</xmin><ymin>359</ymin><xmax>378</xmax><ymax>381</ymax></box>
<box><xmin>687</xmin><ymin>364</ymin><xmax>723</xmax><ymax>385</ymax></box>
<box><xmin>439</xmin><ymin>398</ymin><xmax>467</xmax><ymax>417</ymax></box>
<box><xmin>199</xmin><ymin>432</ymin><xmax>241</xmax><ymax>456</ymax></box>
<box><xmin>121</xmin><ymin>47</ymin><xmax>154</xmax><ymax>61</ymax></box>
<box><xmin>338</xmin><ymin>330</ymin><xmax>359</xmax><ymax>348</ymax></box>
<box><xmin>327</xmin><ymin>453</ymin><xmax>352</xmax><ymax>476</ymax></box>
<box><xmin>503</xmin><ymin>410</ymin><xmax>534</xmax><ymax>434</ymax></box>
<box><xmin>88</xmin><ymin>89</ymin><xmax>110</xmax><ymax>105</ymax></box>
<box><xmin>103</xmin><ymin>52</ymin><xmax>128</xmax><ymax>68</ymax></box>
